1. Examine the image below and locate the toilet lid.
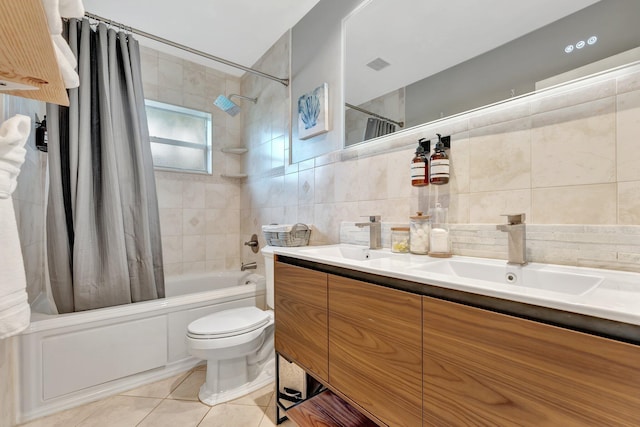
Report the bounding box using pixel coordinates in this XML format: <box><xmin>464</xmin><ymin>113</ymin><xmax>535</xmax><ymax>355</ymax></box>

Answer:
<box><xmin>187</xmin><ymin>307</ymin><xmax>270</xmax><ymax>338</ymax></box>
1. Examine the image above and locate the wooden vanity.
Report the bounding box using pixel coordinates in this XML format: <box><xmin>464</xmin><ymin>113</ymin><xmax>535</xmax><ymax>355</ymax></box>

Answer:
<box><xmin>274</xmin><ymin>256</ymin><xmax>640</xmax><ymax>427</ymax></box>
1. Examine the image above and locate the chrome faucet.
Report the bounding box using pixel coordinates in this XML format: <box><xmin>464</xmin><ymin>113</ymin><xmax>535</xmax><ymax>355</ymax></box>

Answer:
<box><xmin>355</xmin><ymin>215</ymin><xmax>382</xmax><ymax>249</ymax></box>
<box><xmin>496</xmin><ymin>213</ymin><xmax>527</xmax><ymax>266</ymax></box>
<box><xmin>241</xmin><ymin>261</ymin><xmax>257</xmax><ymax>271</ymax></box>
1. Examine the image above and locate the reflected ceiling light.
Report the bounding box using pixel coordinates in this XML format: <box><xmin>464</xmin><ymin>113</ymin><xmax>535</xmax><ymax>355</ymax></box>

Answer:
<box><xmin>564</xmin><ymin>36</ymin><xmax>597</xmax><ymax>54</ymax></box>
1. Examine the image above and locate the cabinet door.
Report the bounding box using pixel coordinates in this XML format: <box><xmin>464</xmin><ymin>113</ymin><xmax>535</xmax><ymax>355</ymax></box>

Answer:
<box><xmin>329</xmin><ymin>275</ymin><xmax>423</xmax><ymax>427</ymax></box>
<box><xmin>423</xmin><ymin>296</ymin><xmax>640</xmax><ymax>426</ymax></box>
<box><xmin>274</xmin><ymin>261</ymin><xmax>328</xmax><ymax>382</ymax></box>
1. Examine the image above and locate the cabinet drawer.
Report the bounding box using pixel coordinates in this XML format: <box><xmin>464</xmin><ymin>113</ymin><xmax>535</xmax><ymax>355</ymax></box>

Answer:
<box><xmin>423</xmin><ymin>296</ymin><xmax>640</xmax><ymax>426</ymax></box>
<box><xmin>329</xmin><ymin>275</ymin><xmax>422</xmax><ymax>427</ymax></box>
<box><xmin>275</xmin><ymin>261</ymin><xmax>328</xmax><ymax>381</ymax></box>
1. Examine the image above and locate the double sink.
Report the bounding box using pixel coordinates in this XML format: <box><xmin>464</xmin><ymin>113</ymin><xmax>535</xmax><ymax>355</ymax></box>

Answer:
<box><xmin>274</xmin><ymin>243</ymin><xmax>640</xmax><ymax>329</ymax></box>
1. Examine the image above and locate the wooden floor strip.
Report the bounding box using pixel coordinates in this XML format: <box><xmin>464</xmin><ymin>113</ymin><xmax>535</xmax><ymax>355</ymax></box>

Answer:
<box><xmin>286</xmin><ymin>390</ymin><xmax>378</xmax><ymax>427</ymax></box>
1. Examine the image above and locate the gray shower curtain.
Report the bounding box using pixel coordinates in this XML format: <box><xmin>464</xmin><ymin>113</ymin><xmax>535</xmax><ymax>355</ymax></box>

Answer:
<box><xmin>47</xmin><ymin>19</ymin><xmax>164</xmax><ymax>313</ymax></box>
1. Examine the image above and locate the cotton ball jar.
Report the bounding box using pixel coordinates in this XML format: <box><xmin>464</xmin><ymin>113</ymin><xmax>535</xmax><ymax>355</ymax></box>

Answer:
<box><xmin>409</xmin><ymin>212</ymin><xmax>430</xmax><ymax>254</ymax></box>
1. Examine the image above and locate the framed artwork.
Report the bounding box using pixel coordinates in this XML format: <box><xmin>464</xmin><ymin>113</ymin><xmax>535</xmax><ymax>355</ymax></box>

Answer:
<box><xmin>297</xmin><ymin>82</ymin><xmax>329</xmax><ymax>140</ymax></box>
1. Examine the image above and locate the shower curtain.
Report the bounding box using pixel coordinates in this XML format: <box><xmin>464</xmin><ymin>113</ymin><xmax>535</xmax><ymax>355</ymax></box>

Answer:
<box><xmin>46</xmin><ymin>19</ymin><xmax>164</xmax><ymax>313</ymax></box>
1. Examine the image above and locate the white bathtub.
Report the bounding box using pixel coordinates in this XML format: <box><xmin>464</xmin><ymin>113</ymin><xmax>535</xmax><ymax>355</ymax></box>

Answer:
<box><xmin>18</xmin><ymin>271</ymin><xmax>265</xmax><ymax>423</ymax></box>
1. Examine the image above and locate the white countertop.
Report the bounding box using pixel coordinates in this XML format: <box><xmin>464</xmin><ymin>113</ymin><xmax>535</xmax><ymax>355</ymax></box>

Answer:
<box><xmin>267</xmin><ymin>244</ymin><xmax>640</xmax><ymax>328</ymax></box>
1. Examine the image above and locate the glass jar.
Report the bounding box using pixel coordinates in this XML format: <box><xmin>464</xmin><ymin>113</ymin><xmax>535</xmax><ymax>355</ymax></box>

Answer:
<box><xmin>409</xmin><ymin>212</ymin><xmax>430</xmax><ymax>254</ymax></box>
<box><xmin>428</xmin><ymin>203</ymin><xmax>451</xmax><ymax>257</ymax></box>
<box><xmin>391</xmin><ymin>227</ymin><xmax>410</xmax><ymax>253</ymax></box>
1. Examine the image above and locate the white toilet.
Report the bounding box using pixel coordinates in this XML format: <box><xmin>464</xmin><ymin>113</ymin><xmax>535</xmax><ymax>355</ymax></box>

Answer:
<box><xmin>186</xmin><ymin>246</ymin><xmax>276</xmax><ymax>405</ymax></box>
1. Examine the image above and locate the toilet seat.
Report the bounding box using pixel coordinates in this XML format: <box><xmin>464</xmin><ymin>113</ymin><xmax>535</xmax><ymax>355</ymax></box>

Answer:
<box><xmin>187</xmin><ymin>307</ymin><xmax>271</xmax><ymax>339</ymax></box>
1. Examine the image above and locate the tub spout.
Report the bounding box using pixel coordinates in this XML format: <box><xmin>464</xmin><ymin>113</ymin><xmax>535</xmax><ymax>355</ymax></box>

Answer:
<box><xmin>241</xmin><ymin>262</ymin><xmax>257</xmax><ymax>271</ymax></box>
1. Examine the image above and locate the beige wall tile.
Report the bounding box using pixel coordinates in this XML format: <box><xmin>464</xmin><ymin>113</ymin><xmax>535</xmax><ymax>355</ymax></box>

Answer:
<box><xmin>531</xmin><ymin>97</ymin><xmax>615</xmax><ymax>188</ymax></box>
<box><xmin>618</xmin><ymin>181</ymin><xmax>640</xmax><ymax>225</ymax></box>
<box><xmin>531</xmin><ymin>79</ymin><xmax>615</xmax><ymax>114</ymax></box>
<box><xmin>156</xmin><ymin>178</ymin><xmax>183</xmax><ymax>208</ymax></box>
<box><xmin>617</xmin><ymin>67</ymin><xmax>640</xmax><ymax>94</ymax></box>
<box><xmin>469</xmin><ymin>118</ymin><xmax>531</xmax><ymax>192</ymax></box>
<box><xmin>159</xmin><ymin>208</ymin><xmax>182</xmax><ymax>236</ymax></box>
<box><xmin>357</xmin><ymin>155</ymin><xmax>388</xmax><ymax>201</ymax></box>
<box><xmin>617</xmin><ymin>89</ymin><xmax>640</xmax><ymax>181</ymax></box>
<box><xmin>468</xmin><ymin>190</ymin><xmax>531</xmax><ymax>224</ymax></box>
<box><xmin>161</xmin><ymin>235</ymin><xmax>182</xmax><ymax>264</ymax></box>
<box><xmin>532</xmin><ymin>184</ymin><xmax>617</xmax><ymax>224</ymax></box>
<box><xmin>183</xmin><ymin>209</ymin><xmax>206</xmax><ymax>235</ymax></box>
<box><xmin>448</xmin><ymin>133</ymin><xmax>470</xmax><ymax>194</ymax></box>
<box><xmin>182</xmin><ymin>235</ymin><xmax>205</xmax><ymax>262</ymax></box>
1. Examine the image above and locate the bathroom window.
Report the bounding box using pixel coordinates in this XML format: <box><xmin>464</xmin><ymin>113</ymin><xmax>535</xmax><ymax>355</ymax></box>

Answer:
<box><xmin>145</xmin><ymin>100</ymin><xmax>212</xmax><ymax>174</ymax></box>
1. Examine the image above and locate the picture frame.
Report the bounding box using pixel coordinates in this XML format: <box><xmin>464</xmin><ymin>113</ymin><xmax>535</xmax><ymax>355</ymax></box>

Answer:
<box><xmin>297</xmin><ymin>82</ymin><xmax>329</xmax><ymax>140</ymax></box>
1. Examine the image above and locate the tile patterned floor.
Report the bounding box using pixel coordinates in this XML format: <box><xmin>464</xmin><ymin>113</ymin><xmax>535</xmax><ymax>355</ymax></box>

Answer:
<box><xmin>18</xmin><ymin>366</ymin><xmax>296</xmax><ymax>427</ymax></box>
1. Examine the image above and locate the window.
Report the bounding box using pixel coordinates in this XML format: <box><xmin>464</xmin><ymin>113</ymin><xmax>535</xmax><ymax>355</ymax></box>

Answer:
<box><xmin>145</xmin><ymin>99</ymin><xmax>212</xmax><ymax>174</ymax></box>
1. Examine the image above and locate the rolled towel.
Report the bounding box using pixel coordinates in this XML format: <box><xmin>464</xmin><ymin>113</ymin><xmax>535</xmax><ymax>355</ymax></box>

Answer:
<box><xmin>41</xmin><ymin>0</ymin><xmax>62</xmax><ymax>35</ymax></box>
<box><xmin>59</xmin><ymin>0</ymin><xmax>85</xmax><ymax>18</ymax></box>
<box><xmin>52</xmin><ymin>34</ymin><xmax>80</xmax><ymax>88</ymax></box>
<box><xmin>0</xmin><ymin>115</ymin><xmax>31</xmax><ymax>199</ymax></box>
<box><xmin>0</xmin><ymin>115</ymin><xmax>31</xmax><ymax>339</ymax></box>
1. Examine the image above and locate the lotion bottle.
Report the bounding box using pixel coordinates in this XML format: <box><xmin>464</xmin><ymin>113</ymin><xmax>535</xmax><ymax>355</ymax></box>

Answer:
<box><xmin>429</xmin><ymin>133</ymin><xmax>449</xmax><ymax>185</ymax></box>
<box><xmin>411</xmin><ymin>138</ymin><xmax>429</xmax><ymax>187</ymax></box>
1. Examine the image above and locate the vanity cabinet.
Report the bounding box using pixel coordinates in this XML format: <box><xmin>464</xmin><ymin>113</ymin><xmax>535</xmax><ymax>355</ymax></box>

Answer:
<box><xmin>328</xmin><ymin>275</ymin><xmax>422</xmax><ymax>427</ymax></box>
<box><xmin>423</xmin><ymin>297</ymin><xmax>640</xmax><ymax>426</ymax></box>
<box><xmin>274</xmin><ymin>262</ymin><xmax>329</xmax><ymax>382</ymax></box>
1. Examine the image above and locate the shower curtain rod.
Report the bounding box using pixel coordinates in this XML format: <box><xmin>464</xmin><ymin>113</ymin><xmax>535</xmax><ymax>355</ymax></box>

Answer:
<box><xmin>84</xmin><ymin>12</ymin><xmax>289</xmax><ymax>87</ymax></box>
<box><xmin>345</xmin><ymin>102</ymin><xmax>404</xmax><ymax>128</ymax></box>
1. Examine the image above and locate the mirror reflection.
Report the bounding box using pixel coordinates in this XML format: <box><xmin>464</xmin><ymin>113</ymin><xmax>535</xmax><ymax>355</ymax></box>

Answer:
<box><xmin>344</xmin><ymin>0</ymin><xmax>640</xmax><ymax>147</ymax></box>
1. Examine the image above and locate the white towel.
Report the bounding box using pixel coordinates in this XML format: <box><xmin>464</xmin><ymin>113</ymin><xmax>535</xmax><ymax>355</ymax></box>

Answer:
<box><xmin>0</xmin><ymin>115</ymin><xmax>30</xmax><ymax>199</ymax></box>
<box><xmin>0</xmin><ymin>115</ymin><xmax>31</xmax><ymax>339</ymax></box>
<box><xmin>52</xmin><ymin>34</ymin><xmax>80</xmax><ymax>89</ymax></box>
<box><xmin>41</xmin><ymin>0</ymin><xmax>84</xmax><ymax>89</ymax></box>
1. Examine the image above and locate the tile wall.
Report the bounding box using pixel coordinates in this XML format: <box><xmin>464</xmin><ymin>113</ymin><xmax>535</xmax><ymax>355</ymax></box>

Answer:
<box><xmin>241</xmin><ymin>36</ymin><xmax>640</xmax><ymax>273</ymax></box>
<box><xmin>139</xmin><ymin>46</ymin><xmax>246</xmax><ymax>275</ymax></box>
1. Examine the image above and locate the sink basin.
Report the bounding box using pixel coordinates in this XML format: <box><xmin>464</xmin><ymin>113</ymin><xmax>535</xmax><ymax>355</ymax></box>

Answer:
<box><xmin>414</xmin><ymin>259</ymin><xmax>603</xmax><ymax>295</ymax></box>
<box><xmin>298</xmin><ymin>244</ymin><xmax>393</xmax><ymax>261</ymax></box>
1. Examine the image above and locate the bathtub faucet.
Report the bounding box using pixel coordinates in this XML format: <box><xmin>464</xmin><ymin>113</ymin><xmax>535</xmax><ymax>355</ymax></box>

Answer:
<box><xmin>241</xmin><ymin>262</ymin><xmax>257</xmax><ymax>271</ymax></box>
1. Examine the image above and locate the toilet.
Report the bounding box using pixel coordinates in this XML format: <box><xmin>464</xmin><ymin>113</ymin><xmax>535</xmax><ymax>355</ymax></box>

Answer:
<box><xmin>186</xmin><ymin>246</ymin><xmax>276</xmax><ymax>406</ymax></box>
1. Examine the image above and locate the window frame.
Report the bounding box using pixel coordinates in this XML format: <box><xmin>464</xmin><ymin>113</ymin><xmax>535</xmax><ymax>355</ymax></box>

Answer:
<box><xmin>145</xmin><ymin>99</ymin><xmax>213</xmax><ymax>175</ymax></box>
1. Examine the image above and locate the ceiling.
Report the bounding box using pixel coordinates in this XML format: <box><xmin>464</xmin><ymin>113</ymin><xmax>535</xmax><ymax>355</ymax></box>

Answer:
<box><xmin>345</xmin><ymin>0</ymin><xmax>600</xmax><ymax>105</ymax></box>
<box><xmin>81</xmin><ymin>0</ymin><xmax>321</xmax><ymax>76</ymax></box>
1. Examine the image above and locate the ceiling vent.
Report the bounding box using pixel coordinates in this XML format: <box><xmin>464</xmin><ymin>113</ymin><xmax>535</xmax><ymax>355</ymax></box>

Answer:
<box><xmin>366</xmin><ymin>57</ymin><xmax>390</xmax><ymax>71</ymax></box>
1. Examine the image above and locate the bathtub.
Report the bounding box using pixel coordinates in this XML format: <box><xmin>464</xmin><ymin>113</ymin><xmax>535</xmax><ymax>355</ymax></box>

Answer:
<box><xmin>18</xmin><ymin>271</ymin><xmax>265</xmax><ymax>422</ymax></box>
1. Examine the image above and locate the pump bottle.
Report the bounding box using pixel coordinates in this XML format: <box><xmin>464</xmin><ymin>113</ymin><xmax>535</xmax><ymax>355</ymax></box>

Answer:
<box><xmin>411</xmin><ymin>138</ymin><xmax>429</xmax><ymax>187</ymax></box>
<box><xmin>429</xmin><ymin>134</ymin><xmax>449</xmax><ymax>185</ymax></box>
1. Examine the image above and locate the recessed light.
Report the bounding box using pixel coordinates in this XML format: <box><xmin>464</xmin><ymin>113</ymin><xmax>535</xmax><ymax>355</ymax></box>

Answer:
<box><xmin>576</xmin><ymin>40</ymin><xmax>586</xmax><ymax>49</ymax></box>
<box><xmin>565</xmin><ymin>44</ymin><xmax>574</xmax><ymax>53</ymax></box>
<box><xmin>587</xmin><ymin>35</ymin><xmax>598</xmax><ymax>45</ymax></box>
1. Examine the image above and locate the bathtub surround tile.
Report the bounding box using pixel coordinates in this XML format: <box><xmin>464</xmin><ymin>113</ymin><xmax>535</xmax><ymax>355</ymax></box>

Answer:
<box><xmin>183</xmin><ymin>181</ymin><xmax>205</xmax><ymax>209</ymax></box>
<box><xmin>76</xmin><ymin>395</ymin><xmax>161</xmax><ymax>427</ymax></box>
<box><xmin>183</xmin><ymin>209</ymin><xmax>206</xmax><ymax>235</ymax></box>
<box><xmin>161</xmin><ymin>235</ymin><xmax>182</xmax><ymax>264</ymax></box>
<box><xmin>531</xmin><ymin>97</ymin><xmax>616</xmax><ymax>188</ymax></box>
<box><xmin>137</xmin><ymin>399</ymin><xmax>209</xmax><ymax>427</ymax></box>
<box><xmin>156</xmin><ymin>179</ymin><xmax>183</xmax><ymax>208</ymax></box>
<box><xmin>182</xmin><ymin>235</ymin><xmax>206</xmax><ymax>263</ymax></box>
<box><xmin>159</xmin><ymin>208</ymin><xmax>182</xmax><ymax>236</ymax></box>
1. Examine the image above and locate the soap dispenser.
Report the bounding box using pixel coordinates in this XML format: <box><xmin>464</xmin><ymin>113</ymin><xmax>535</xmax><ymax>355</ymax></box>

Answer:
<box><xmin>411</xmin><ymin>138</ymin><xmax>429</xmax><ymax>187</ymax></box>
<box><xmin>429</xmin><ymin>133</ymin><xmax>449</xmax><ymax>185</ymax></box>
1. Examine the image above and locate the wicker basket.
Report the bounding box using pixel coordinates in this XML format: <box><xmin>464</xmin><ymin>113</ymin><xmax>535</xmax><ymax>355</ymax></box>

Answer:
<box><xmin>262</xmin><ymin>223</ymin><xmax>311</xmax><ymax>247</ymax></box>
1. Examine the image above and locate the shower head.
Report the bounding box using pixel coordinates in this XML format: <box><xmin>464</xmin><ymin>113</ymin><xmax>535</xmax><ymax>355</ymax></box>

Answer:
<box><xmin>213</xmin><ymin>94</ymin><xmax>257</xmax><ymax>117</ymax></box>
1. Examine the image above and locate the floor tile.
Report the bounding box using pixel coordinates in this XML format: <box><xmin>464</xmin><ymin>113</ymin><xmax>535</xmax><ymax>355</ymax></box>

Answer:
<box><xmin>198</xmin><ymin>403</ymin><xmax>266</xmax><ymax>427</ymax></box>
<box><xmin>230</xmin><ymin>384</ymin><xmax>275</xmax><ymax>407</ymax></box>
<box><xmin>75</xmin><ymin>396</ymin><xmax>161</xmax><ymax>427</ymax></box>
<box><xmin>168</xmin><ymin>370</ymin><xmax>206</xmax><ymax>401</ymax></box>
<box><xmin>259</xmin><ymin>402</ymin><xmax>296</xmax><ymax>427</ymax></box>
<box><xmin>18</xmin><ymin>399</ymin><xmax>105</xmax><ymax>427</ymax></box>
<box><xmin>120</xmin><ymin>371</ymin><xmax>190</xmax><ymax>399</ymax></box>
<box><xmin>137</xmin><ymin>399</ymin><xmax>209</xmax><ymax>427</ymax></box>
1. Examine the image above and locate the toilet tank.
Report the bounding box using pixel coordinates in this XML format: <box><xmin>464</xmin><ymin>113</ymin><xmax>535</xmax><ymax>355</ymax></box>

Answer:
<box><xmin>261</xmin><ymin>246</ymin><xmax>275</xmax><ymax>308</ymax></box>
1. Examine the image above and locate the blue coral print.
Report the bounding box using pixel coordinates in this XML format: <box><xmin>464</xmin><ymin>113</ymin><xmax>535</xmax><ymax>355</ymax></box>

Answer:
<box><xmin>298</xmin><ymin>87</ymin><xmax>322</xmax><ymax>130</ymax></box>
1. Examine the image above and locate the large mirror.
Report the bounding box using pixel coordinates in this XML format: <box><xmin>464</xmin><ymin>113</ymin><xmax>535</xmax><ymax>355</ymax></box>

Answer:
<box><xmin>344</xmin><ymin>0</ymin><xmax>640</xmax><ymax>147</ymax></box>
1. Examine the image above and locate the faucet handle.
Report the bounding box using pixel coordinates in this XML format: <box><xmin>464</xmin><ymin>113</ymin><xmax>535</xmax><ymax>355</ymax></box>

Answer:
<box><xmin>360</xmin><ymin>215</ymin><xmax>381</xmax><ymax>223</ymax></box>
<box><xmin>501</xmin><ymin>213</ymin><xmax>526</xmax><ymax>225</ymax></box>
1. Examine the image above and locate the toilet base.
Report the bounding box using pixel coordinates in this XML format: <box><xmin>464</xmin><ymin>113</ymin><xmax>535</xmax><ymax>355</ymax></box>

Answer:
<box><xmin>198</xmin><ymin>356</ymin><xmax>275</xmax><ymax>406</ymax></box>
